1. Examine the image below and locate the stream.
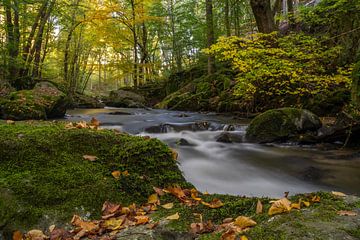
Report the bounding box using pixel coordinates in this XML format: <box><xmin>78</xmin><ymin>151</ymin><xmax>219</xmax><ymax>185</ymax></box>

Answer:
<box><xmin>66</xmin><ymin>107</ymin><xmax>360</xmax><ymax>198</ymax></box>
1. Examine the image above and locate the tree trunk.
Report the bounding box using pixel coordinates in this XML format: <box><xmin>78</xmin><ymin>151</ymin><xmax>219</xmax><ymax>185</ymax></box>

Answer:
<box><xmin>206</xmin><ymin>0</ymin><xmax>215</xmax><ymax>75</ymax></box>
<box><xmin>250</xmin><ymin>0</ymin><xmax>277</xmax><ymax>33</ymax></box>
<box><xmin>130</xmin><ymin>0</ymin><xmax>138</xmax><ymax>88</ymax></box>
<box><xmin>351</xmin><ymin>60</ymin><xmax>360</xmax><ymax>107</ymax></box>
<box><xmin>225</xmin><ymin>0</ymin><xmax>231</xmax><ymax>36</ymax></box>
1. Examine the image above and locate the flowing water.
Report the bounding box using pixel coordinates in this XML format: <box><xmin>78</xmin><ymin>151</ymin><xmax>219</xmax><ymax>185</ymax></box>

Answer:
<box><xmin>66</xmin><ymin>107</ymin><xmax>360</xmax><ymax>198</ymax></box>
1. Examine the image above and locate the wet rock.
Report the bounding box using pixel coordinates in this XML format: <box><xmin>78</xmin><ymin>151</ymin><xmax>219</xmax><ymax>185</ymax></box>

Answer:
<box><xmin>176</xmin><ymin>113</ymin><xmax>190</xmax><ymax>118</ymax></box>
<box><xmin>246</xmin><ymin>108</ymin><xmax>322</xmax><ymax>143</ymax></box>
<box><xmin>71</xmin><ymin>94</ymin><xmax>105</xmax><ymax>109</ymax></box>
<box><xmin>105</xmin><ymin>90</ymin><xmax>146</xmax><ymax>108</ymax></box>
<box><xmin>177</xmin><ymin>138</ymin><xmax>194</xmax><ymax>146</ymax></box>
<box><xmin>216</xmin><ymin>132</ymin><xmax>243</xmax><ymax>143</ymax></box>
<box><xmin>108</xmin><ymin>111</ymin><xmax>133</xmax><ymax>115</ymax></box>
<box><xmin>0</xmin><ymin>86</ymin><xmax>67</xmax><ymax>120</ymax></box>
<box><xmin>300</xmin><ymin>166</ymin><xmax>324</xmax><ymax>181</ymax></box>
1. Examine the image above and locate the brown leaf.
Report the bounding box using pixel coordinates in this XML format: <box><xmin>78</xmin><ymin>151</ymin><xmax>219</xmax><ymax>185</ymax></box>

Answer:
<box><xmin>71</xmin><ymin>215</ymin><xmax>98</xmax><ymax>232</ymax></box>
<box><xmin>26</xmin><ymin>230</ymin><xmax>47</xmax><ymax>240</ymax></box>
<box><xmin>190</xmin><ymin>221</ymin><xmax>215</xmax><ymax>234</ymax></box>
<box><xmin>65</xmin><ymin>122</ymin><xmax>75</xmax><ymax>129</ymax></box>
<box><xmin>337</xmin><ymin>210</ymin><xmax>357</xmax><ymax>216</ymax></box>
<box><xmin>166</xmin><ymin>212</ymin><xmax>180</xmax><ymax>220</ymax></box>
<box><xmin>220</xmin><ymin>229</ymin><xmax>236</xmax><ymax>240</ymax></box>
<box><xmin>170</xmin><ymin>148</ymin><xmax>178</xmax><ymax>160</ymax></box>
<box><xmin>234</xmin><ymin>216</ymin><xmax>257</xmax><ymax>229</ymax></box>
<box><xmin>153</xmin><ymin>187</ymin><xmax>165</xmax><ymax>196</ymax></box>
<box><xmin>6</xmin><ymin>120</ymin><xmax>15</xmax><ymax>125</ymax></box>
<box><xmin>12</xmin><ymin>231</ymin><xmax>22</xmax><ymax>240</ymax></box>
<box><xmin>311</xmin><ymin>195</ymin><xmax>321</xmax><ymax>203</ymax></box>
<box><xmin>83</xmin><ymin>155</ymin><xmax>97</xmax><ymax>162</ymax></box>
<box><xmin>134</xmin><ymin>216</ymin><xmax>150</xmax><ymax>225</ymax></box>
<box><xmin>146</xmin><ymin>222</ymin><xmax>159</xmax><ymax>229</ymax></box>
<box><xmin>332</xmin><ymin>191</ymin><xmax>347</xmax><ymax>197</ymax></box>
<box><xmin>222</xmin><ymin>218</ymin><xmax>233</xmax><ymax>224</ymax></box>
<box><xmin>256</xmin><ymin>200</ymin><xmax>263</xmax><ymax>214</ymax></box>
<box><xmin>161</xmin><ymin>203</ymin><xmax>174</xmax><ymax>209</ymax></box>
<box><xmin>76</xmin><ymin>121</ymin><xmax>88</xmax><ymax>129</ymax></box>
<box><xmin>48</xmin><ymin>225</ymin><xmax>56</xmax><ymax>233</ymax></box>
<box><xmin>166</xmin><ymin>186</ymin><xmax>187</xmax><ymax>201</ymax></box>
<box><xmin>191</xmin><ymin>188</ymin><xmax>202</xmax><ymax>201</ymax></box>
<box><xmin>50</xmin><ymin>228</ymin><xmax>72</xmax><ymax>240</ymax></box>
<box><xmin>102</xmin><ymin>201</ymin><xmax>121</xmax><ymax>216</ymax></box>
<box><xmin>90</xmin><ymin>117</ymin><xmax>100</xmax><ymax>129</ymax></box>
<box><xmin>268</xmin><ymin>198</ymin><xmax>292</xmax><ymax>216</ymax></box>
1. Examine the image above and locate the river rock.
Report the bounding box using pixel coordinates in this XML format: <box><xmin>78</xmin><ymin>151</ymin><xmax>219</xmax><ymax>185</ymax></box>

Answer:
<box><xmin>246</xmin><ymin>108</ymin><xmax>322</xmax><ymax>143</ymax></box>
<box><xmin>105</xmin><ymin>89</ymin><xmax>146</xmax><ymax>108</ymax></box>
<box><xmin>0</xmin><ymin>86</ymin><xmax>67</xmax><ymax>120</ymax></box>
<box><xmin>216</xmin><ymin>132</ymin><xmax>243</xmax><ymax>143</ymax></box>
<box><xmin>71</xmin><ymin>94</ymin><xmax>105</xmax><ymax>108</ymax></box>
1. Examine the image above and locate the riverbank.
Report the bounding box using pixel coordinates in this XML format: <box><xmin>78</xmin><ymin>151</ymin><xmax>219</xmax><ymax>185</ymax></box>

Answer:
<box><xmin>0</xmin><ymin>120</ymin><xmax>359</xmax><ymax>240</ymax></box>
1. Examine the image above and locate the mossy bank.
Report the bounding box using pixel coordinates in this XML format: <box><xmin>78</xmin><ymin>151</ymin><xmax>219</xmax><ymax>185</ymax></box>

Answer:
<box><xmin>0</xmin><ymin>122</ymin><xmax>190</xmax><ymax>233</ymax></box>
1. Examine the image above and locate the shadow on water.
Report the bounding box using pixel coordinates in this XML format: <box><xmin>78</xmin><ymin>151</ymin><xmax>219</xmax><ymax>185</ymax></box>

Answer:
<box><xmin>66</xmin><ymin>107</ymin><xmax>360</xmax><ymax>198</ymax></box>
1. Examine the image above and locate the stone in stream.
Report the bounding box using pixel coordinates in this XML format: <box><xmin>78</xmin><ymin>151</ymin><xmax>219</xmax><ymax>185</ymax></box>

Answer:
<box><xmin>105</xmin><ymin>89</ymin><xmax>146</xmax><ymax>108</ymax></box>
<box><xmin>246</xmin><ymin>108</ymin><xmax>322</xmax><ymax>143</ymax></box>
<box><xmin>216</xmin><ymin>132</ymin><xmax>243</xmax><ymax>143</ymax></box>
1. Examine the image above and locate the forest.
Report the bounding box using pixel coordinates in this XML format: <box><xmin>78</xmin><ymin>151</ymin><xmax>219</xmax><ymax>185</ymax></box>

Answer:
<box><xmin>1</xmin><ymin>0</ymin><xmax>360</xmax><ymax>239</ymax></box>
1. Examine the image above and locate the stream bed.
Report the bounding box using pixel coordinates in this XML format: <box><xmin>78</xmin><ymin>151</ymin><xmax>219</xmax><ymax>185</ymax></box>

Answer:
<box><xmin>66</xmin><ymin>107</ymin><xmax>360</xmax><ymax>198</ymax></box>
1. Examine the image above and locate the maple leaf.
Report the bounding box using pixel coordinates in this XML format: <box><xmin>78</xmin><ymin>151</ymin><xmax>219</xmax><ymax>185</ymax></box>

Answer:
<box><xmin>103</xmin><ymin>217</ymin><xmax>125</xmax><ymax>230</ymax></box>
<box><xmin>134</xmin><ymin>216</ymin><xmax>150</xmax><ymax>225</ymax></box>
<box><xmin>268</xmin><ymin>198</ymin><xmax>292</xmax><ymax>215</ymax></box>
<box><xmin>234</xmin><ymin>216</ymin><xmax>257</xmax><ymax>229</ymax></box>
<box><xmin>71</xmin><ymin>215</ymin><xmax>98</xmax><ymax>232</ymax></box>
<box><xmin>102</xmin><ymin>201</ymin><xmax>121</xmax><ymax>217</ymax></box>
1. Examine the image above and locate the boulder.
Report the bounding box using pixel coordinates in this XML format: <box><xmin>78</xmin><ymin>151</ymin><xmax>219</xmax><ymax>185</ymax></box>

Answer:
<box><xmin>216</xmin><ymin>132</ymin><xmax>243</xmax><ymax>143</ymax></box>
<box><xmin>72</xmin><ymin>94</ymin><xmax>105</xmax><ymax>109</ymax></box>
<box><xmin>105</xmin><ymin>90</ymin><xmax>146</xmax><ymax>108</ymax></box>
<box><xmin>246</xmin><ymin>108</ymin><xmax>322</xmax><ymax>143</ymax></box>
<box><xmin>0</xmin><ymin>86</ymin><xmax>67</xmax><ymax>120</ymax></box>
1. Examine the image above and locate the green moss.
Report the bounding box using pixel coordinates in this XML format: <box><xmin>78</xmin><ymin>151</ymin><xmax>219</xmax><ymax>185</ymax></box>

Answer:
<box><xmin>0</xmin><ymin>122</ymin><xmax>189</xmax><ymax>232</ymax></box>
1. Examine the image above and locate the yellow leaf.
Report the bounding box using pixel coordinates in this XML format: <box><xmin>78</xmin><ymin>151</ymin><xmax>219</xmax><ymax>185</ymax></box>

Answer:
<box><xmin>71</xmin><ymin>215</ymin><xmax>98</xmax><ymax>231</ymax></box>
<box><xmin>268</xmin><ymin>198</ymin><xmax>292</xmax><ymax>216</ymax></box>
<box><xmin>291</xmin><ymin>203</ymin><xmax>301</xmax><ymax>210</ymax></box>
<box><xmin>332</xmin><ymin>191</ymin><xmax>347</xmax><ymax>197</ymax></box>
<box><xmin>26</xmin><ymin>230</ymin><xmax>47</xmax><ymax>240</ymax></box>
<box><xmin>166</xmin><ymin>212</ymin><xmax>180</xmax><ymax>220</ymax></box>
<box><xmin>256</xmin><ymin>200</ymin><xmax>263</xmax><ymax>214</ymax></box>
<box><xmin>134</xmin><ymin>216</ymin><xmax>150</xmax><ymax>225</ymax></box>
<box><xmin>240</xmin><ymin>236</ymin><xmax>249</xmax><ymax>240</ymax></box>
<box><xmin>302</xmin><ymin>201</ymin><xmax>310</xmax><ymax>207</ymax></box>
<box><xmin>111</xmin><ymin>171</ymin><xmax>121</xmax><ymax>179</ymax></box>
<box><xmin>148</xmin><ymin>194</ymin><xmax>160</xmax><ymax>205</ymax></box>
<box><xmin>170</xmin><ymin>148</ymin><xmax>178</xmax><ymax>160</ymax></box>
<box><xmin>191</xmin><ymin>188</ymin><xmax>202</xmax><ymax>201</ymax></box>
<box><xmin>12</xmin><ymin>231</ymin><xmax>23</xmax><ymax>240</ymax></box>
<box><xmin>311</xmin><ymin>196</ymin><xmax>321</xmax><ymax>203</ymax></box>
<box><xmin>234</xmin><ymin>216</ymin><xmax>257</xmax><ymax>229</ymax></box>
<box><xmin>201</xmin><ymin>198</ymin><xmax>224</xmax><ymax>209</ymax></box>
<box><xmin>122</xmin><ymin>170</ymin><xmax>129</xmax><ymax>176</ymax></box>
<box><xmin>103</xmin><ymin>217</ymin><xmax>125</xmax><ymax>230</ymax></box>
<box><xmin>161</xmin><ymin>203</ymin><xmax>174</xmax><ymax>209</ymax></box>
<box><xmin>83</xmin><ymin>155</ymin><xmax>97</xmax><ymax>162</ymax></box>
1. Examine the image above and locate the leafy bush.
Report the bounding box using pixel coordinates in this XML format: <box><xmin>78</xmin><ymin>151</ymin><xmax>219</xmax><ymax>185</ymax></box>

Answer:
<box><xmin>205</xmin><ymin>32</ymin><xmax>352</xmax><ymax>111</ymax></box>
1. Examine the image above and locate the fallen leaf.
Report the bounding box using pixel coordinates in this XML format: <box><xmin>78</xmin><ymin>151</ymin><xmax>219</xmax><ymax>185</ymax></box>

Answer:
<box><xmin>223</xmin><ymin>218</ymin><xmax>233</xmax><ymax>224</ymax></box>
<box><xmin>71</xmin><ymin>215</ymin><xmax>98</xmax><ymax>232</ymax></box>
<box><xmin>202</xmin><ymin>198</ymin><xmax>224</xmax><ymax>209</ymax></box>
<box><xmin>48</xmin><ymin>225</ymin><xmax>56</xmax><ymax>233</ymax></box>
<box><xmin>12</xmin><ymin>231</ymin><xmax>22</xmax><ymax>240</ymax></box>
<box><xmin>134</xmin><ymin>216</ymin><xmax>150</xmax><ymax>225</ymax></box>
<box><xmin>170</xmin><ymin>148</ymin><xmax>178</xmax><ymax>160</ymax></box>
<box><xmin>162</xmin><ymin>203</ymin><xmax>174</xmax><ymax>209</ymax></box>
<box><xmin>234</xmin><ymin>216</ymin><xmax>257</xmax><ymax>229</ymax></box>
<box><xmin>49</xmin><ymin>228</ymin><xmax>72</xmax><ymax>240</ymax></box>
<box><xmin>166</xmin><ymin>186</ymin><xmax>187</xmax><ymax>201</ymax></box>
<box><xmin>256</xmin><ymin>200</ymin><xmax>263</xmax><ymax>214</ymax></box>
<box><xmin>166</xmin><ymin>212</ymin><xmax>180</xmax><ymax>220</ymax></box>
<box><xmin>268</xmin><ymin>198</ymin><xmax>292</xmax><ymax>216</ymax></box>
<box><xmin>111</xmin><ymin>171</ymin><xmax>121</xmax><ymax>179</ymax></box>
<box><xmin>122</xmin><ymin>170</ymin><xmax>129</xmax><ymax>176</ymax></box>
<box><xmin>332</xmin><ymin>191</ymin><xmax>347</xmax><ymax>197</ymax></box>
<box><xmin>147</xmin><ymin>222</ymin><xmax>159</xmax><ymax>229</ymax></box>
<box><xmin>65</xmin><ymin>122</ymin><xmax>75</xmax><ymax>129</ymax></box>
<box><xmin>6</xmin><ymin>120</ymin><xmax>15</xmax><ymax>125</ymax></box>
<box><xmin>204</xmin><ymin>191</ymin><xmax>209</xmax><ymax>195</ymax></box>
<box><xmin>83</xmin><ymin>155</ymin><xmax>97</xmax><ymax>162</ymax></box>
<box><xmin>76</xmin><ymin>121</ymin><xmax>88</xmax><ymax>129</ymax></box>
<box><xmin>240</xmin><ymin>236</ymin><xmax>249</xmax><ymax>240</ymax></box>
<box><xmin>90</xmin><ymin>117</ymin><xmax>100</xmax><ymax>129</ymax></box>
<box><xmin>291</xmin><ymin>203</ymin><xmax>301</xmax><ymax>210</ymax></box>
<box><xmin>337</xmin><ymin>210</ymin><xmax>357</xmax><ymax>216</ymax></box>
<box><xmin>302</xmin><ymin>201</ymin><xmax>310</xmax><ymax>207</ymax></box>
<box><xmin>311</xmin><ymin>195</ymin><xmax>321</xmax><ymax>203</ymax></box>
<box><xmin>153</xmin><ymin>187</ymin><xmax>165</xmax><ymax>196</ymax></box>
<box><xmin>190</xmin><ymin>221</ymin><xmax>215</xmax><ymax>234</ymax></box>
<box><xmin>148</xmin><ymin>194</ymin><xmax>160</xmax><ymax>205</ymax></box>
<box><xmin>102</xmin><ymin>201</ymin><xmax>121</xmax><ymax>216</ymax></box>
<box><xmin>220</xmin><ymin>229</ymin><xmax>236</xmax><ymax>240</ymax></box>
<box><xmin>103</xmin><ymin>217</ymin><xmax>124</xmax><ymax>230</ymax></box>
<box><xmin>191</xmin><ymin>188</ymin><xmax>202</xmax><ymax>201</ymax></box>
<box><xmin>26</xmin><ymin>230</ymin><xmax>47</xmax><ymax>240</ymax></box>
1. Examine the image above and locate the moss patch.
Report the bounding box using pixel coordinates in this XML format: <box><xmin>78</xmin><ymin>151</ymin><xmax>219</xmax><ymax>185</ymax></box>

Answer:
<box><xmin>0</xmin><ymin>122</ymin><xmax>190</xmax><ymax>232</ymax></box>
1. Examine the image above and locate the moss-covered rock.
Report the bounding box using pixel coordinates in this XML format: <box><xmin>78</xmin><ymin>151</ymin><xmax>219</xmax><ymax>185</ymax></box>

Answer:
<box><xmin>246</xmin><ymin>108</ymin><xmax>322</xmax><ymax>143</ymax></box>
<box><xmin>0</xmin><ymin>122</ymin><xmax>190</xmax><ymax>232</ymax></box>
<box><xmin>71</xmin><ymin>94</ymin><xmax>105</xmax><ymax>109</ymax></box>
<box><xmin>105</xmin><ymin>89</ymin><xmax>146</xmax><ymax>108</ymax></box>
<box><xmin>0</xmin><ymin>86</ymin><xmax>67</xmax><ymax>120</ymax></box>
